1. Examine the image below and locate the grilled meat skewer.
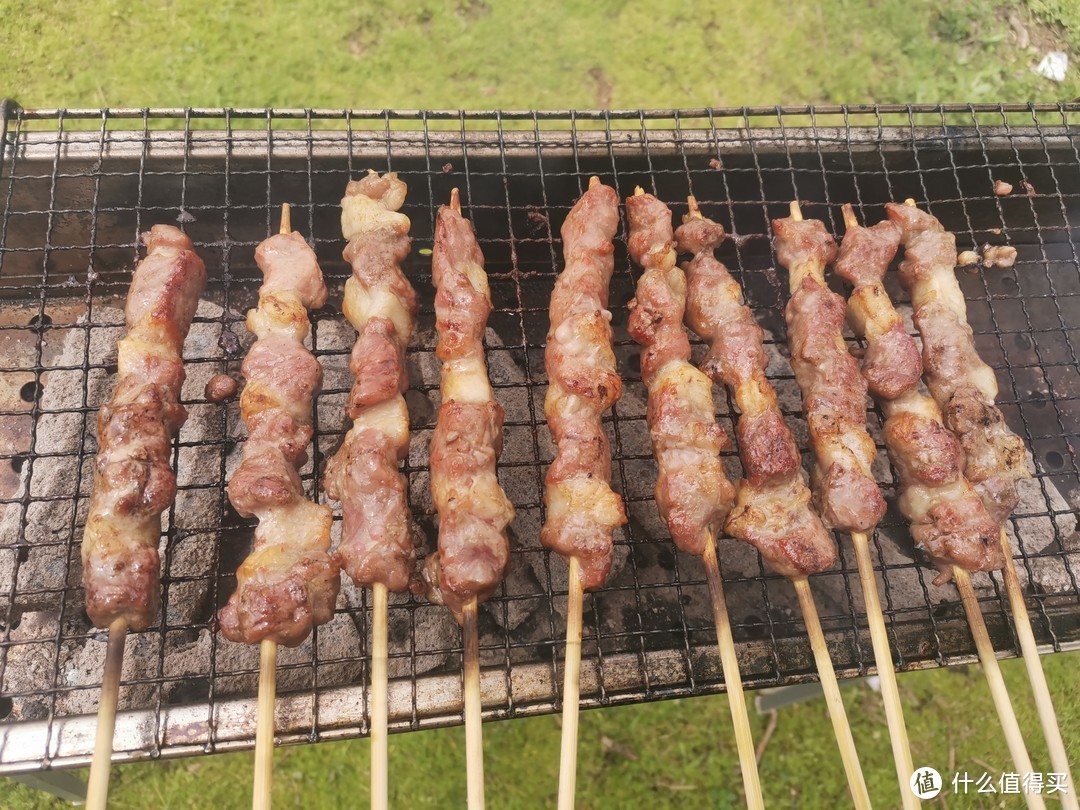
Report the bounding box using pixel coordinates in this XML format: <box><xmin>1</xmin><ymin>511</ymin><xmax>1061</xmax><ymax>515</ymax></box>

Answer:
<box><xmin>885</xmin><ymin>202</ymin><xmax>1030</xmax><ymax>524</ymax></box>
<box><xmin>422</xmin><ymin>189</ymin><xmax>515</xmax><ymax>621</ymax></box>
<box><xmin>677</xmin><ymin>202</ymin><xmax>837</xmax><ymax>577</ymax></box>
<box><xmin>626</xmin><ymin>189</ymin><xmax>736</xmax><ymax>554</ymax></box>
<box><xmin>835</xmin><ymin>206</ymin><xmax>1003</xmax><ymax>581</ymax></box>
<box><xmin>82</xmin><ymin>225</ymin><xmax>207</xmax><ymax>631</ymax></box>
<box><xmin>324</xmin><ymin>170</ymin><xmax>419</xmax><ymax>593</ymax></box>
<box><xmin>772</xmin><ymin>206</ymin><xmax>886</xmax><ymax>533</ymax></box>
<box><xmin>541</xmin><ymin>177</ymin><xmax>627</xmax><ymax>591</ymax></box>
<box><xmin>218</xmin><ymin>214</ymin><xmax>340</xmax><ymax>647</ymax></box>
<box><xmin>626</xmin><ymin>189</ymin><xmax>763</xmax><ymax>808</ymax></box>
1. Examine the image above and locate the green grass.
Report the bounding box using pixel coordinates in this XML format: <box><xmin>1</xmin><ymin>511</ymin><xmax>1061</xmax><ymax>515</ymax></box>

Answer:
<box><xmin>2</xmin><ymin>1</ymin><xmax>1079</xmax><ymax>807</ymax></box>
<box><xmin>0</xmin><ymin>0</ymin><xmax>1077</xmax><ymax>110</ymax></box>
<box><xmin>4</xmin><ymin>651</ymin><xmax>1078</xmax><ymax>808</ymax></box>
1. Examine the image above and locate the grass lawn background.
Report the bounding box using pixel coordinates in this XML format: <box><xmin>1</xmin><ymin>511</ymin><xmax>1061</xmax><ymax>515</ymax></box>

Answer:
<box><xmin>2</xmin><ymin>1</ymin><xmax>1078</xmax><ymax>807</ymax></box>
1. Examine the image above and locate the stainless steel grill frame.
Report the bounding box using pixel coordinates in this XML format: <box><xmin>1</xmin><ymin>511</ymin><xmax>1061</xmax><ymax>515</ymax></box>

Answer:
<box><xmin>0</xmin><ymin>101</ymin><xmax>1078</xmax><ymax>773</ymax></box>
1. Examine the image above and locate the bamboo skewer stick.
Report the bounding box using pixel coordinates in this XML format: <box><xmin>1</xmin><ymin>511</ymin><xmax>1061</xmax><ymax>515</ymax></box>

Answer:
<box><xmin>450</xmin><ymin>185</ymin><xmax>483</xmax><ymax>810</ymax></box>
<box><xmin>954</xmin><ymin>566</ymin><xmax>1045</xmax><ymax>810</ymax></box>
<box><xmin>463</xmin><ymin>598</ymin><xmax>485</xmax><ymax>810</ymax></box>
<box><xmin>371</xmin><ymin>582</ymin><xmax>390</xmax><ymax>810</ymax></box>
<box><xmin>554</xmin><ymin>176</ymin><xmax>607</xmax><ymax>810</ymax></box>
<box><xmin>253</xmin><ymin>639</ymin><xmax>278</xmax><ymax>810</ymax></box>
<box><xmin>998</xmin><ymin>530</ymin><xmax>1077</xmax><ymax>810</ymax></box>
<box><xmin>557</xmin><ymin>556</ymin><xmax>584</xmax><ymax>810</ymax></box>
<box><xmin>837</xmin><ymin>203</ymin><xmax>919</xmax><ymax>806</ymax></box>
<box><xmin>86</xmin><ymin>617</ymin><xmax>127</xmax><ymax>810</ymax></box>
<box><xmin>699</xmin><ymin>196</ymin><xmax>867</xmax><ymax>806</ymax></box>
<box><xmin>787</xmin><ymin>199</ymin><xmax>870</xmax><ymax>808</ymax></box>
<box><xmin>793</xmin><ymin>577</ymin><xmax>872</xmax><ymax>810</ymax></box>
<box><xmin>251</xmin><ymin>203</ymin><xmax>298</xmax><ymax>810</ymax></box>
<box><xmin>896</xmin><ymin>198</ymin><xmax>1053</xmax><ymax>808</ymax></box>
<box><xmin>852</xmin><ymin>532</ymin><xmax>919</xmax><ymax>809</ymax></box>
<box><xmin>702</xmin><ymin>537</ymin><xmax>764</xmax><ymax>810</ymax></box>
<box><xmin>659</xmin><ymin>192</ymin><xmax>765</xmax><ymax>808</ymax></box>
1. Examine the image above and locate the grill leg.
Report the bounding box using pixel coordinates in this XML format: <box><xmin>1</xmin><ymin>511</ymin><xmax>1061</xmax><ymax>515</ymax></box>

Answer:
<box><xmin>9</xmin><ymin>770</ymin><xmax>88</xmax><ymax>805</ymax></box>
<box><xmin>754</xmin><ymin>676</ymin><xmax>877</xmax><ymax>713</ymax></box>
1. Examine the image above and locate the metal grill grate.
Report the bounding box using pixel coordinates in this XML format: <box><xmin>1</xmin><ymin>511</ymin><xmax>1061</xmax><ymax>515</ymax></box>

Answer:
<box><xmin>0</xmin><ymin>102</ymin><xmax>1078</xmax><ymax>772</ymax></box>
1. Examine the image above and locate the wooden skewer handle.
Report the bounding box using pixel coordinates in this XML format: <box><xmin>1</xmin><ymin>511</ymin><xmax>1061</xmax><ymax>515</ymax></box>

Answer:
<box><xmin>463</xmin><ymin>599</ymin><xmax>485</xmax><ymax>810</ymax></box>
<box><xmin>998</xmin><ymin>536</ymin><xmax>1077</xmax><ymax>810</ymax></box>
<box><xmin>954</xmin><ymin>567</ymin><xmax>1045</xmax><ymax>810</ymax></box>
<box><xmin>253</xmin><ymin>639</ymin><xmax>277</xmax><ymax>810</ymax></box>
<box><xmin>852</xmin><ymin>533</ymin><xmax>918</xmax><ymax>809</ymax></box>
<box><xmin>86</xmin><ymin>618</ymin><xmax>127</xmax><ymax>810</ymax></box>
<box><xmin>703</xmin><ymin>539</ymin><xmax>764</xmax><ymax>810</ymax></box>
<box><xmin>793</xmin><ymin>577</ymin><xmax>872</xmax><ymax>810</ymax></box>
<box><xmin>557</xmin><ymin>557</ymin><xmax>584</xmax><ymax>810</ymax></box>
<box><xmin>371</xmin><ymin>583</ymin><xmax>389</xmax><ymax>810</ymax></box>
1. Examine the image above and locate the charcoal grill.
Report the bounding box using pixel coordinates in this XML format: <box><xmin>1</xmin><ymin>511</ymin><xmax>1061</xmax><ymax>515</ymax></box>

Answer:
<box><xmin>0</xmin><ymin>101</ymin><xmax>1078</xmax><ymax>773</ymax></box>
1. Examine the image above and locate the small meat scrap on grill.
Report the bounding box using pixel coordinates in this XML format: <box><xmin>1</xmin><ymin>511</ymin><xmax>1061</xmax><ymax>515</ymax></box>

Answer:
<box><xmin>885</xmin><ymin>202</ymin><xmax>1030</xmax><ymax>524</ymax></box>
<box><xmin>541</xmin><ymin>177</ymin><xmax>627</xmax><ymax>591</ymax></box>
<box><xmin>421</xmin><ymin>190</ymin><xmax>515</xmax><ymax>621</ymax></box>
<box><xmin>835</xmin><ymin>205</ymin><xmax>1003</xmax><ymax>582</ymax></box>
<box><xmin>677</xmin><ymin>202</ymin><xmax>837</xmax><ymax>578</ymax></box>
<box><xmin>324</xmin><ymin>171</ymin><xmax>419</xmax><ymax>593</ymax></box>
<box><xmin>772</xmin><ymin>209</ymin><xmax>886</xmax><ymax>534</ymax></box>
<box><xmin>217</xmin><ymin>222</ymin><xmax>340</xmax><ymax>647</ymax></box>
<box><xmin>82</xmin><ymin>225</ymin><xmax>207</xmax><ymax>631</ymax></box>
<box><xmin>626</xmin><ymin>189</ymin><xmax>735</xmax><ymax>555</ymax></box>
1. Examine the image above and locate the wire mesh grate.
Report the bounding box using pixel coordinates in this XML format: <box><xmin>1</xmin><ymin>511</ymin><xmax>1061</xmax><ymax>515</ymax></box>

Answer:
<box><xmin>0</xmin><ymin>102</ymin><xmax>1078</xmax><ymax>771</ymax></box>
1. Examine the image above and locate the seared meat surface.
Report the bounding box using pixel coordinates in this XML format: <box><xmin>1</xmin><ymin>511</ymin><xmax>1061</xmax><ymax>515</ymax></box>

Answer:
<box><xmin>218</xmin><ymin>228</ymin><xmax>340</xmax><ymax>647</ymax></box>
<box><xmin>773</xmin><ymin>213</ymin><xmax>886</xmax><ymax>534</ymax></box>
<box><xmin>421</xmin><ymin>192</ymin><xmax>515</xmax><ymax>620</ymax></box>
<box><xmin>836</xmin><ymin>205</ymin><xmax>1004</xmax><ymax>581</ymax></box>
<box><xmin>886</xmin><ymin>202</ymin><xmax>1029</xmax><ymax>523</ymax></box>
<box><xmin>541</xmin><ymin>178</ymin><xmax>627</xmax><ymax>591</ymax></box>
<box><xmin>82</xmin><ymin>225</ymin><xmax>207</xmax><ymax>630</ymax></box>
<box><xmin>678</xmin><ymin>208</ymin><xmax>837</xmax><ymax>578</ymax></box>
<box><xmin>626</xmin><ymin>190</ymin><xmax>735</xmax><ymax>556</ymax></box>
<box><xmin>324</xmin><ymin>171</ymin><xmax>419</xmax><ymax>593</ymax></box>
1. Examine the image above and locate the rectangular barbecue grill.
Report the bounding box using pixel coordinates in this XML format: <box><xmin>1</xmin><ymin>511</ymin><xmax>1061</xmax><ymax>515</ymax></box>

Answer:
<box><xmin>0</xmin><ymin>101</ymin><xmax>1078</xmax><ymax>773</ymax></box>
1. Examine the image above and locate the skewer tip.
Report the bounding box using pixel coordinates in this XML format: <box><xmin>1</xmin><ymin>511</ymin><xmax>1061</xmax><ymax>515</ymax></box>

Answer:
<box><xmin>789</xmin><ymin>200</ymin><xmax>803</xmax><ymax>221</ymax></box>
<box><xmin>450</xmin><ymin>187</ymin><xmax>461</xmax><ymax>214</ymax></box>
<box><xmin>633</xmin><ymin>186</ymin><xmax>645</xmax><ymax>197</ymax></box>
<box><xmin>687</xmin><ymin>195</ymin><xmax>703</xmax><ymax>219</ymax></box>
<box><xmin>841</xmin><ymin>203</ymin><xmax>859</xmax><ymax>230</ymax></box>
<box><xmin>904</xmin><ymin>198</ymin><xmax>917</xmax><ymax>208</ymax></box>
<box><xmin>279</xmin><ymin>203</ymin><xmax>291</xmax><ymax>235</ymax></box>
<box><xmin>588</xmin><ymin>176</ymin><xmax>601</xmax><ymax>190</ymax></box>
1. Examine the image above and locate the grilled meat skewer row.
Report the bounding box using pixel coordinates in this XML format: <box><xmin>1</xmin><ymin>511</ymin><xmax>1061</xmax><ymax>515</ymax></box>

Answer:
<box><xmin>626</xmin><ymin>189</ymin><xmax>736</xmax><ymax>554</ymax></box>
<box><xmin>324</xmin><ymin>171</ymin><xmax>419</xmax><ymax>593</ymax></box>
<box><xmin>82</xmin><ymin>225</ymin><xmax>207</xmax><ymax>631</ymax></box>
<box><xmin>218</xmin><ymin>215</ymin><xmax>340</xmax><ymax>647</ymax></box>
<box><xmin>772</xmin><ymin>206</ymin><xmax>886</xmax><ymax>533</ymax></box>
<box><xmin>677</xmin><ymin>202</ymin><xmax>837</xmax><ymax>577</ymax></box>
<box><xmin>541</xmin><ymin>177</ymin><xmax>627</xmax><ymax>591</ymax></box>
<box><xmin>626</xmin><ymin>189</ymin><xmax>765</xmax><ymax>809</ymax></box>
<box><xmin>835</xmin><ymin>206</ymin><xmax>1003</xmax><ymax>581</ymax></box>
<box><xmin>422</xmin><ymin>189</ymin><xmax>515</xmax><ymax>621</ymax></box>
<box><xmin>885</xmin><ymin>202</ymin><xmax>1030</xmax><ymax>524</ymax></box>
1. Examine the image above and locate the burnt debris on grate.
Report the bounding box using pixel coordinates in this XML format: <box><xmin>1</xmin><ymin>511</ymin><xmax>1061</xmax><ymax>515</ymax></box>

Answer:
<box><xmin>0</xmin><ymin>103</ymin><xmax>1078</xmax><ymax>767</ymax></box>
